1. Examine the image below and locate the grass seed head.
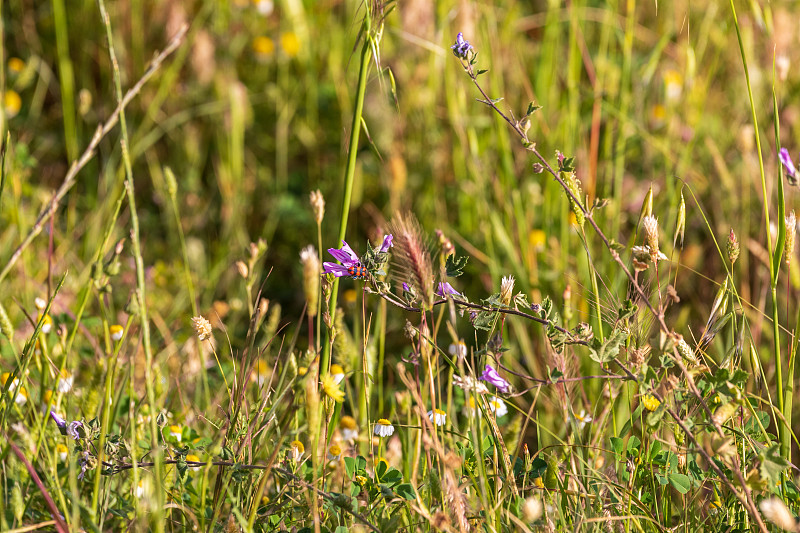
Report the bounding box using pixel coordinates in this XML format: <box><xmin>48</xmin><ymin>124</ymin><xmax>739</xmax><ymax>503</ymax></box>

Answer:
<box><xmin>784</xmin><ymin>210</ymin><xmax>796</xmax><ymax>266</ymax></box>
<box><xmin>191</xmin><ymin>316</ymin><xmax>213</xmax><ymax>341</ymax></box>
<box><xmin>642</xmin><ymin>215</ymin><xmax>660</xmax><ymax>261</ymax></box>
<box><xmin>387</xmin><ymin>213</ymin><xmax>434</xmax><ymax>310</ymax></box>
<box><xmin>300</xmin><ymin>245</ymin><xmax>320</xmax><ymax>318</ymax></box>
<box><xmin>727</xmin><ymin>229</ymin><xmax>740</xmax><ymax>265</ymax></box>
<box><xmin>310</xmin><ymin>189</ymin><xmax>325</xmax><ymax>225</ymax></box>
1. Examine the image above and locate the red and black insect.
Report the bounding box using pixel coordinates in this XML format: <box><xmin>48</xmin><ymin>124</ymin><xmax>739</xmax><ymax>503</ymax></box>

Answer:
<box><xmin>347</xmin><ymin>264</ymin><xmax>368</xmax><ymax>279</ymax></box>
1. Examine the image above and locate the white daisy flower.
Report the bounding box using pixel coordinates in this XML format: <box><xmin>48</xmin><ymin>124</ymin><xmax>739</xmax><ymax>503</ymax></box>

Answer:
<box><xmin>110</xmin><ymin>325</ymin><xmax>124</xmax><ymax>341</ymax></box>
<box><xmin>374</xmin><ymin>419</ymin><xmax>395</xmax><ymax>438</ymax></box>
<box><xmin>574</xmin><ymin>409</ymin><xmax>592</xmax><ymax>430</ymax></box>
<box><xmin>57</xmin><ymin>370</ymin><xmax>73</xmax><ymax>393</ymax></box>
<box><xmin>488</xmin><ymin>396</ymin><xmax>508</xmax><ymax>417</ymax></box>
<box><xmin>428</xmin><ymin>409</ymin><xmax>447</xmax><ymax>426</ymax></box>
<box><xmin>169</xmin><ymin>425</ymin><xmax>182</xmax><ymax>442</ymax></box>
<box><xmin>330</xmin><ymin>364</ymin><xmax>345</xmax><ymax>385</ymax></box>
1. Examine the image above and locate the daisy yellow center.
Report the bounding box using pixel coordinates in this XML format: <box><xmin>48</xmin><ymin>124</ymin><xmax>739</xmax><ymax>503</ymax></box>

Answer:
<box><xmin>291</xmin><ymin>440</ymin><xmax>304</xmax><ymax>453</ymax></box>
<box><xmin>186</xmin><ymin>454</ymin><xmax>200</xmax><ymax>462</ymax></box>
<box><xmin>377</xmin><ymin>419</ymin><xmax>391</xmax><ymax>426</ymax></box>
<box><xmin>434</xmin><ymin>409</ymin><xmax>446</xmax><ymax>416</ymax></box>
<box><xmin>328</xmin><ymin>445</ymin><xmax>341</xmax><ymax>455</ymax></box>
<box><xmin>340</xmin><ymin>416</ymin><xmax>357</xmax><ymax>430</ymax></box>
<box><xmin>330</xmin><ymin>364</ymin><xmax>344</xmax><ymax>375</ymax></box>
<box><xmin>170</xmin><ymin>425</ymin><xmax>181</xmax><ymax>433</ymax></box>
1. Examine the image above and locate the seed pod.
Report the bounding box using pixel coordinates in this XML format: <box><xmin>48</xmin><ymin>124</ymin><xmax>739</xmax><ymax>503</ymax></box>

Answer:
<box><xmin>674</xmin><ymin>190</ymin><xmax>685</xmax><ymax>249</ymax></box>
<box><xmin>727</xmin><ymin>229</ymin><xmax>740</xmax><ymax>265</ymax></box>
<box><xmin>784</xmin><ymin>210</ymin><xmax>796</xmax><ymax>266</ymax></box>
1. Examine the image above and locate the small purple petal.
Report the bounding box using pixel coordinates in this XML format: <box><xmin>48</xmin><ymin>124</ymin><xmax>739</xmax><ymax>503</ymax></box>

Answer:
<box><xmin>780</xmin><ymin>148</ymin><xmax>797</xmax><ymax>178</ymax></box>
<box><xmin>323</xmin><ymin>263</ymin><xmax>352</xmax><ymax>277</ymax></box>
<box><xmin>327</xmin><ymin>240</ymin><xmax>360</xmax><ymax>266</ymax></box>
<box><xmin>436</xmin><ymin>282</ymin><xmax>461</xmax><ymax>297</ymax></box>
<box><xmin>379</xmin><ymin>234</ymin><xmax>394</xmax><ymax>253</ymax></box>
<box><xmin>67</xmin><ymin>421</ymin><xmax>84</xmax><ymax>441</ymax></box>
<box><xmin>450</xmin><ymin>32</ymin><xmax>473</xmax><ymax>59</ymax></box>
<box><xmin>50</xmin><ymin>410</ymin><xmax>66</xmax><ymax>430</ymax></box>
<box><xmin>402</xmin><ymin>282</ymin><xmax>410</xmax><ymax>292</ymax></box>
<box><xmin>480</xmin><ymin>364</ymin><xmax>511</xmax><ymax>394</ymax></box>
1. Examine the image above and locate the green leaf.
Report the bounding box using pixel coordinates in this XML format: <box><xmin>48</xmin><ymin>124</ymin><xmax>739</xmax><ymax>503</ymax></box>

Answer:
<box><xmin>395</xmin><ymin>483</ymin><xmax>416</xmax><ymax>500</ymax></box>
<box><xmin>668</xmin><ymin>473</ymin><xmax>692</xmax><ymax>494</ymax></box>
<box><xmin>610</xmin><ymin>437</ymin><xmax>623</xmax><ymax>455</ymax></box>
<box><xmin>588</xmin><ymin>328</ymin><xmax>627</xmax><ymax>363</ymax></box>
<box><xmin>759</xmin><ymin>444</ymin><xmax>788</xmax><ymax>486</ymax></box>
<box><xmin>472</xmin><ymin>310</ymin><xmax>497</xmax><ymax>331</ymax></box>
<box><xmin>445</xmin><ymin>254</ymin><xmax>469</xmax><ymax>277</ymax></box>
<box><xmin>344</xmin><ymin>457</ymin><xmax>356</xmax><ymax>478</ymax></box>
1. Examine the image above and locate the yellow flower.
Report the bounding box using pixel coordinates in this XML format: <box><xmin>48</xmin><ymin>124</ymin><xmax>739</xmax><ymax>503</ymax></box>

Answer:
<box><xmin>298</xmin><ymin>366</ymin><xmax>307</xmax><ymax>376</ymax></box>
<box><xmin>280</xmin><ymin>32</ymin><xmax>300</xmax><ymax>58</ymax></box>
<box><xmin>290</xmin><ymin>440</ymin><xmax>304</xmax><ymax>461</ymax></box>
<box><xmin>534</xmin><ymin>476</ymin><xmax>544</xmax><ymax>489</ymax></box>
<box><xmin>330</xmin><ymin>363</ymin><xmax>345</xmax><ymax>384</ymax></box>
<box><xmin>322</xmin><ymin>373</ymin><xmax>344</xmax><ymax>403</ymax></box>
<box><xmin>56</xmin><ymin>443</ymin><xmax>68</xmax><ymax>462</ymax></box>
<box><xmin>355</xmin><ymin>475</ymin><xmax>368</xmax><ymax>486</ymax></box>
<box><xmin>642</xmin><ymin>394</ymin><xmax>661</xmax><ymax>412</ymax></box>
<box><xmin>252</xmin><ymin>36</ymin><xmax>275</xmax><ymax>57</ymax></box>
<box><xmin>186</xmin><ymin>453</ymin><xmax>201</xmax><ymax>471</ymax></box>
<box><xmin>7</xmin><ymin>57</ymin><xmax>25</xmax><ymax>74</ymax></box>
<box><xmin>343</xmin><ymin>289</ymin><xmax>357</xmax><ymax>304</ymax></box>
<box><xmin>4</xmin><ymin>90</ymin><xmax>21</xmax><ymax>118</ymax></box>
<box><xmin>327</xmin><ymin>444</ymin><xmax>342</xmax><ymax>461</ymax></box>
<box><xmin>169</xmin><ymin>425</ymin><xmax>183</xmax><ymax>442</ymax></box>
<box><xmin>529</xmin><ymin>229</ymin><xmax>546</xmax><ymax>251</ymax></box>
<box><xmin>110</xmin><ymin>325</ymin><xmax>124</xmax><ymax>341</ymax></box>
<box><xmin>37</xmin><ymin>312</ymin><xmax>53</xmax><ymax>333</ymax></box>
<box><xmin>253</xmin><ymin>360</ymin><xmax>270</xmax><ymax>386</ymax></box>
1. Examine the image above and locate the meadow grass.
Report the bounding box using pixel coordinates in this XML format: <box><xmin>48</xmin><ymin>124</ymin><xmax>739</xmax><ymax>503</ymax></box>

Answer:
<box><xmin>1</xmin><ymin>0</ymin><xmax>800</xmax><ymax>531</ymax></box>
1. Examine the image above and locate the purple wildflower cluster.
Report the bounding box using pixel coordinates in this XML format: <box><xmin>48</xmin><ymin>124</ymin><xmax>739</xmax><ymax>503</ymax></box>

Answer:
<box><xmin>322</xmin><ymin>235</ymin><xmax>393</xmax><ymax>279</ymax></box>
<box><xmin>451</xmin><ymin>33</ymin><xmax>473</xmax><ymax>59</ymax></box>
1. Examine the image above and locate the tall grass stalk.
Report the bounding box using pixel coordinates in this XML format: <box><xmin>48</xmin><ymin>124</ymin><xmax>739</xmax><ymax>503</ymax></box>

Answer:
<box><xmin>97</xmin><ymin>1</ymin><xmax>165</xmax><ymax>529</ymax></box>
<box><xmin>728</xmin><ymin>0</ymin><xmax>789</xmax><ymax>460</ymax></box>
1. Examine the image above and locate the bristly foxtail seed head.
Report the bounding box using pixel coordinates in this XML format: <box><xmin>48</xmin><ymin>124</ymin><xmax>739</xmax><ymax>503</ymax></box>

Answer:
<box><xmin>727</xmin><ymin>229</ymin><xmax>740</xmax><ymax>265</ymax></box>
<box><xmin>642</xmin><ymin>215</ymin><xmax>660</xmax><ymax>261</ymax></box>
<box><xmin>759</xmin><ymin>498</ymin><xmax>797</xmax><ymax>532</ymax></box>
<box><xmin>387</xmin><ymin>213</ymin><xmax>434</xmax><ymax>310</ymax></box>
<box><xmin>310</xmin><ymin>189</ymin><xmax>325</xmax><ymax>225</ymax></box>
<box><xmin>300</xmin><ymin>245</ymin><xmax>320</xmax><ymax>318</ymax></box>
<box><xmin>784</xmin><ymin>210</ymin><xmax>796</xmax><ymax>267</ymax></box>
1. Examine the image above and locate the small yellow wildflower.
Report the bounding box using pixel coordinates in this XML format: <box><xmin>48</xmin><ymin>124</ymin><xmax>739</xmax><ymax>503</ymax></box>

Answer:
<box><xmin>534</xmin><ymin>476</ymin><xmax>544</xmax><ymax>489</ymax></box>
<box><xmin>110</xmin><ymin>325</ymin><xmax>124</xmax><ymax>341</ymax></box>
<box><xmin>339</xmin><ymin>415</ymin><xmax>358</xmax><ymax>441</ymax></box>
<box><xmin>298</xmin><ymin>366</ymin><xmax>307</xmax><ymax>376</ymax></box>
<box><xmin>280</xmin><ymin>32</ymin><xmax>300</xmax><ymax>58</ymax></box>
<box><xmin>37</xmin><ymin>312</ymin><xmax>53</xmax><ymax>333</ymax></box>
<box><xmin>327</xmin><ymin>444</ymin><xmax>342</xmax><ymax>461</ymax></box>
<box><xmin>169</xmin><ymin>425</ymin><xmax>183</xmax><ymax>442</ymax></box>
<box><xmin>330</xmin><ymin>363</ymin><xmax>345</xmax><ymax>384</ymax></box>
<box><xmin>290</xmin><ymin>440</ymin><xmax>304</xmax><ymax>462</ymax></box>
<box><xmin>322</xmin><ymin>373</ymin><xmax>344</xmax><ymax>403</ymax></box>
<box><xmin>56</xmin><ymin>443</ymin><xmax>68</xmax><ymax>462</ymax></box>
<box><xmin>642</xmin><ymin>394</ymin><xmax>661</xmax><ymax>412</ymax></box>
<box><xmin>252</xmin><ymin>36</ymin><xmax>275</xmax><ymax>57</ymax></box>
<box><xmin>4</xmin><ymin>90</ymin><xmax>21</xmax><ymax>118</ymax></box>
<box><xmin>529</xmin><ymin>229</ymin><xmax>546</xmax><ymax>251</ymax></box>
<box><xmin>7</xmin><ymin>57</ymin><xmax>25</xmax><ymax>74</ymax></box>
<box><xmin>186</xmin><ymin>453</ymin><xmax>201</xmax><ymax>471</ymax></box>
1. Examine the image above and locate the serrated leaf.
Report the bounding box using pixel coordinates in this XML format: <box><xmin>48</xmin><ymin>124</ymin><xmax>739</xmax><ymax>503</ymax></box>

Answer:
<box><xmin>759</xmin><ymin>444</ymin><xmax>788</xmax><ymax>486</ymax></box>
<box><xmin>587</xmin><ymin>328</ymin><xmax>627</xmax><ymax>363</ymax></box>
<box><xmin>445</xmin><ymin>254</ymin><xmax>469</xmax><ymax>277</ymax></box>
<box><xmin>472</xmin><ymin>310</ymin><xmax>497</xmax><ymax>331</ymax></box>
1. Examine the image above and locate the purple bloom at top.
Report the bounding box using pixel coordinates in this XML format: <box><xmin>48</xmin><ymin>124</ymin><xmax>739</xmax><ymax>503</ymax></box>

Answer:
<box><xmin>402</xmin><ymin>282</ymin><xmax>410</xmax><ymax>292</ymax></box>
<box><xmin>323</xmin><ymin>240</ymin><xmax>360</xmax><ymax>277</ymax></box>
<box><xmin>780</xmin><ymin>148</ymin><xmax>797</xmax><ymax>179</ymax></box>
<box><xmin>451</xmin><ymin>33</ymin><xmax>473</xmax><ymax>59</ymax></box>
<box><xmin>378</xmin><ymin>234</ymin><xmax>393</xmax><ymax>253</ymax></box>
<box><xmin>437</xmin><ymin>281</ymin><xmax>461</xmax><ymax>297</ymax></box>
<box><xmin>480</xmin><ymin>364</ymin><xmax>511</xmax><ymax>394</ymax></box>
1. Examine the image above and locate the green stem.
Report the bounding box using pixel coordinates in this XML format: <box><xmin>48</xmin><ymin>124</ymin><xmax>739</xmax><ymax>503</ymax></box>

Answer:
<box><xmin>320</xmin><ymin>32</ymin><xmax>373</xmax><ymax>378</ymax></box>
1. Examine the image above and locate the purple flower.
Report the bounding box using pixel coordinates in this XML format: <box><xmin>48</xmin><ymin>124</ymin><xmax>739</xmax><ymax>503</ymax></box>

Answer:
<box><xmin>378</xmin><ymin>234</ymin><xmax>394</xmax><ymax>253</ymax></box>
<box><xmin>402</xmin><ymin>282</ymin><xmax>410</xmax><ymax>292</ymax></box>
<box><xmin>327</xmin><ymin>240</ymin><xmax>359</xmax><ymax>267</ymax></box>
<box><xmin>322</xmin><ymin>262</ymin><xmax>352</xmax><ymax>278</ymax></box>
<box><xmin>436</xmin><ymin>282</ymin><xmax>461</xmax><ymax>297</ymax></box>
<box><xmin>50</xmin><ymin>410</ymin><xmax>67</xmax><ymax>433</ymax></box>
<box><xmin>451</xmin><ymin>33</ymin><xmax>473</xmax><ymax>59</ymax></box>
<box><xmin>480</xmin><ymin>364</ymin><xmax>511</xmax><ymax>394</ymax></box>
<box><xmin>67</xmin><ymin>421</ymin><xmax>85</xmax><ymax>441</ymax></box>
<box><xmin>780</xmin><ymin>148</ymin><xmax>797</xmax><ymax>179</ymax></box>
